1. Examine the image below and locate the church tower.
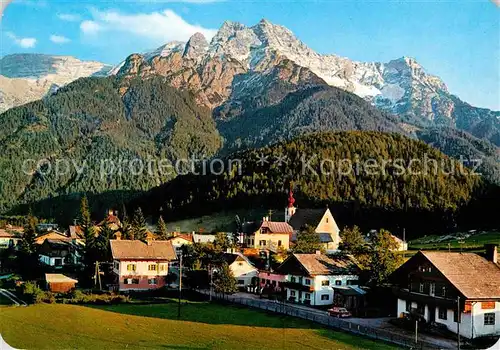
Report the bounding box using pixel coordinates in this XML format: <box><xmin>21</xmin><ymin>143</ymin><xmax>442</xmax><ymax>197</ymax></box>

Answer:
<box><xmin>285</xmin><ymin>186</ymin><xmax>296</xmax><ymax>223</ymax></box>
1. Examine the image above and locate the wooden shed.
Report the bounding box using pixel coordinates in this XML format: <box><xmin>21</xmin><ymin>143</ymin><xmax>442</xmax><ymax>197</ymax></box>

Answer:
<box><xmin>45</xmin><ymin>274</ymin><xmax>78</xmax><ymax>293</ymax></box>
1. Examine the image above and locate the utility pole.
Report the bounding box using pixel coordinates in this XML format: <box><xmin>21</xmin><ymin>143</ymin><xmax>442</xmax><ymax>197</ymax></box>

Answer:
<box><xmin>177</xmin><ymin>252</ymin><xmax>183</xmax><ymax>319</ymax></box>
<box><xmin>209</xmin><ymin>264</ymin><xmax>213</xmax><ymax>302</ymax></box>
<box><xmin>457</xmin><ymin>296</ymin><xmax>461</xmax><ymax>350</ymax></box>
<box><xmin>415</xmin><ymin>319</ymin><xmax>418</xmax><ymax>344</ymax></box>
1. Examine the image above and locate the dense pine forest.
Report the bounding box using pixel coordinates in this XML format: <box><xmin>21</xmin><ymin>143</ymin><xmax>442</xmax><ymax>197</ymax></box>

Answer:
<box><xmin>0</xmin><ymin>76</ymin><xmax>221</xmax><ymax>213</ymax></box>
<box><xmin>130</xmin><ymin>131</ymin><xmax>499</xmax><ymax>239</ymax></box>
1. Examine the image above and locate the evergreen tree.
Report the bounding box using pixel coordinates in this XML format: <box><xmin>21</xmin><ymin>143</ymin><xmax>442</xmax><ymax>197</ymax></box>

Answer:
<box><xmin>79</xmin><ymin>196</ymin><xmax>97</xmax><ymax>286</ymax></box>
<box><xmin>95</xmin><ymin>222</ymin><xmax>114</xmax><ymax>262</ymax></box>
<box><xmin>213</xmin><ymin>262</ymin><xmax>237</xmax><ymax>296</ymax></box>
<box><xmin>214</xmin><ymin>232</ymin><xmax>231</xmax><ymax>252</ymax></box>
<box><xmin>339</xmin><ymin>226</ymin><xmax>366</xmax><ymax>254</ymax></box>
<box><xmin>131</xmin><ymin>207</ymin><xmax>148</xmax><ymax>241</ymax></box>
<box><xmin>292</xmin><ymin>225</ymin><xmax>323</xmax><ymax>253</ymax></box>
<box><xmin>369</xmin><ymin>229</ymin><xmax>404</xmax><ymax>286</ymax></box>
<box><xmin>16</xmin><ymin>212</ymin><xmax>40</xmax><ymax>279</ymax></box>
<box><xmin>156</xmin><ymin>216</ymin><xmax>169</xmax><ymax>240</ymax></box>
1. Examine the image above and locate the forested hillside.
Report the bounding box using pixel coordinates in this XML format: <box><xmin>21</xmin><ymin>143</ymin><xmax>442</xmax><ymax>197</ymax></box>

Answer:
<box><xmin>131</xmin><ymin>131</ymin><xmax>499</xmax><ymax>238</ymax></box>
<box><xmin>0</xmin><ymin>76</ymin><xmax>221</xmax><ymax>213</ymax></box>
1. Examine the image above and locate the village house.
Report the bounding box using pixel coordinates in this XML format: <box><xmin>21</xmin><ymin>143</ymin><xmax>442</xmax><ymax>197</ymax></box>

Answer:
<box><xmin>390</xmin><ymin>245</ymin><xmax>500</xmax><ymax>339</ymax></box>
<box><xmin>39</xmin><ymin>239</ymin><xmax>81</xmax><ymax>267</ymax></box>
<box><xmin>285</xmin><ymin>189</ymin><xmax>341</xmax><ymax>252</ymax></box>
<box><xmin>167</xmin><ymin>233</ymin><xmax>194</xmax><ymax>256</ymax></box>
<box><xmin>276</xmin><ymin>252</ymin><xmax>364</xmax><ymax>308</ymax></box>
<box><xmin>258</xmin><ymin>270</ymin><xmax>286</xmax><ymax>292</ymax></box>
<box><xmin>222</xmin><ymin>252</ymin><xmax>259</xmax><ymax>288</ymax></box>
<box><xmin>0</xmin><ymin>227</ymin><xmax>22</xmax><ymax>249</ymax></box>
<box><xmin>110</xmin><ymin>238</ymin><xmax>177</xmax><ymax>291</ymax></box>
<box><xmin>243</xmin><ymin>219</ymin><xmax>293</xmax><ymax>251</ymax></box>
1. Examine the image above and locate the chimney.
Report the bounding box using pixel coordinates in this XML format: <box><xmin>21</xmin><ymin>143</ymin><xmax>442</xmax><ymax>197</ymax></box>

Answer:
<box><xmin>108</xmin><ymin>209</ymin><xmax>114</xmax><ymax>216</ymax></box>
<box><xmin>146</xmin><ymin>236</ymin><xmax>153</xmax><ymax>246</ymax></box>
<box><xmin>315</xmin><ymin>250</ymin><xmax>321</xmax><ymax>255</ymax></box>
<box><xmin>114</xmin><ymin>232</ymin><xmax>121</xmax><ymax>240</ymax></box>
<box><xmin>485</xmin><ymin>244</ymin><xmax>498</xmax><ymax>264</ymax></box>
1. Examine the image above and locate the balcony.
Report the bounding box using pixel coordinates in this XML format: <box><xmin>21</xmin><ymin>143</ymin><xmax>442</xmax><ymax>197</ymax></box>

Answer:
<box><xmin>393</xmin><ymin>287</ymin><xmax>456</xmax><ymax>308</ymax></box>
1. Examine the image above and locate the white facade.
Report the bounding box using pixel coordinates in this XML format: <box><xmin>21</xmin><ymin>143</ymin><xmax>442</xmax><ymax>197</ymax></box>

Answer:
<box><xmin>228</xmin><ymin>256</ymin><xmax>259</xmax><ymax>287</ymax></box>
<box><xmin>113</xmin><ymin>260</ymin><xmax>170</xmax><ymax>277</ymax></box>
<box><xmin>284</xmin><ymin>274</ymin><xmax>359</xmax><ymax>306</ymax></box>
<box><xmin>397</xmin><ymin>299</ymin><xmax>500</xmax><ymax>339</ymax></box>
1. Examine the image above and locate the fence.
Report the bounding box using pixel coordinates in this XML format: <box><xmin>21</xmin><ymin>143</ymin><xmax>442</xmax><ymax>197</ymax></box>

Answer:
<box><xmin>210</xmin><ymin>293</ymin><xmax>443</xmax><ymax>349</ymax></box>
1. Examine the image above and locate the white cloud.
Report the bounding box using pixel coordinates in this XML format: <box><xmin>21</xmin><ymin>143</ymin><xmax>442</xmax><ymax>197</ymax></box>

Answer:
<box><xmin>80</xmin><ymin>20</ymin><xmax>102</xmax><ymax>35</ymax></box>
<box><xmin>57</xmin><ymin>13</ymin><xmax>81</xmax><ymax>22</ymax></box>
<box><xmin>6</xmin><ymin>32</ymin><xmax>36</xmax><ymax>48</ymax></box>
<box><xmin>50</xmin><ymin>34</ymin><xmax>70</xmax><ymax>44</ymax></box>
<box><xmin>80</xmin><ymin>9</ymin><xmax>217</xmax><ymax>44</ymax></box>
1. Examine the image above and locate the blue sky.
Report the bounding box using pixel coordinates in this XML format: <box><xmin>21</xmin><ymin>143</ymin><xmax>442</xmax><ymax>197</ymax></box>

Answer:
<box><xmin>1</xmin><ymin>0</ymin><xmax>499</xmax><ymax>110</ymax></box>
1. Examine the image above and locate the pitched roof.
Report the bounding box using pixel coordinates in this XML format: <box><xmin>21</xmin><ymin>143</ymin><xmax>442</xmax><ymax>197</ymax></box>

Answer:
<box><xmin>260</xmin><ymin>221</ymin><xmax>293</xmax><ymax>234</ymax></box>
<box><xmin>288</xmin><ymin>209</ymin><xmax>326</xmax><ymax>230</ymax></box>
<box><xmin>421</xmin><ymin>251</ymin><xmax>500</xmax><ymax>299</ymax></box>
<box><xmin>0</xmin><ymin>229</ymin><xmax>21</xmax><ymax>238</ymax></box>
<box><xmin>35</xmin><ymin>231</ymin><xmax>71</xmax><ymax>244</ymax></box>
<box><xmin>222</xmin><ymin>252</ymin><xmax>255</xmax><ymax>267</ymax></box>
<box><xmin>169</xmin><ymin>234</ymin><xmax>193</xmax><ymax>243</ymax></box>
<box><xmin>291</xmin><ymin>253</ymin><xmax>360</xmax><ymax>275</ymax></box>
<box><xmin>45</xmin><ymin>274</ymin><xmax>78</xmax><ymax>283</ymax></box>
<box><xmin>110</xmin><ymin>239</ymin><xmax>177</xmax><ymax>260</ymax></box>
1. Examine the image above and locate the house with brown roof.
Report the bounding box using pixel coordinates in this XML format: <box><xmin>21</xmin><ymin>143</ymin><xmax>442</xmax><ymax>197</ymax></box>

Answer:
<box><xmin>243</xmin><ymin>218</ymin><xmax>293</xmax><ymax>251</ymax></box>
<box><xmin>0</xmin><ymin>228</ymin><xmax>22</xmax><ymax>249</ymax></box>
<box><xmin>275</xmin><ymin>252</ymin><xmax>364</xmax><ymax>308</ymax></box>
<box><xmin>110</xmin><ymin>239</ymin><xmax>177</xmax><ymax>291</ymax></box>
<box><xmin>390</xmin><ymin>246</ymin><xmax>500</xmax><ymax>339</ymax></box>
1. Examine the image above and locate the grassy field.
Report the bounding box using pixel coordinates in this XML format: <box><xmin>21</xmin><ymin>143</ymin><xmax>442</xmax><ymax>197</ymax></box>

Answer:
<box><xmin>0</xmin><ymin>302</ymin><xmax>396</xmax><ymax>349</ymax></box>
<box><xmin>408</xmin><ymin>231</ymin><xmax>500</xmax><ymax>250</ymax></box>
<box><xmin>162</xmin><ymin>209</ymin><xmax>283</xmax><ymax>233</ymax></box>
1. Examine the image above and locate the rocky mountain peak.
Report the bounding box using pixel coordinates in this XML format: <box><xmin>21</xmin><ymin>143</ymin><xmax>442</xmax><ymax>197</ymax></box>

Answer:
<box><xmin>183</xmin><ymin>32</ymin><xmax>209</xmax><ymax>60</ymax></box>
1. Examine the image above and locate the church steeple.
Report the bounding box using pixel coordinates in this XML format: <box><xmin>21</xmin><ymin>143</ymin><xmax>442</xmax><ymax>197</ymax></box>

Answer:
<box><xmin>285</xmin><ymin>184</ymin><xmax>296</xmax><ymax>223</ymax></box>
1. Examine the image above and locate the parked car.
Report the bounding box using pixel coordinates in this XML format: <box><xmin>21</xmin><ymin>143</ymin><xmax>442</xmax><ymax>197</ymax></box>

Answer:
<box><xmin>327</xmin><ymin>307</ymin><xmax>352</xmax><ymax>318</ymax></box>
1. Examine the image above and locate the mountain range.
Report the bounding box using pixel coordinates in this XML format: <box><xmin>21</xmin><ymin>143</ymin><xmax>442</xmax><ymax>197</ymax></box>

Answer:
<box><xmin>0</xmin><ymin>54</ymin><xmax>112</xmax><ymax>113</ymax></box>
<box><xmin>0</xmin><ymin>19</ymin><xmax>498</xmax><ymax>222</ymax></box>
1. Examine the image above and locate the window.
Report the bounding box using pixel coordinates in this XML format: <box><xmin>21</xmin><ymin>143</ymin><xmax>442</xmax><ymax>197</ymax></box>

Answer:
<box><xmin>259</xmin><ymin>240</ymin><xmax>266</xmax><ymax>246</ymax></box>
<box><xmin>148</xmin><ymin>264</ymin><xmax>157</xmax><ymax>271</ymax></box>
<box><xmin>419</xmin><ymin>283</ymin><xmax>424</xmax><ymax>293</ymax></box>
<box><xmin>148</xmin><ymin>278</ymin><xmax>157</xmax><ymax>285</ymax></box>
<box><xmin>251</xmin><ymin>239</ymin><xmax>254</xmax><ymax>246</ymax></box>
<box><xmin>326</xmin><ymin>218</ymin><xmax>329</xmax><ymax>223</ymax></box>
<box><xmin>159</xmin><ymin>264</ymin><xmax>165</xmax><ymax>271</ymax></box>
<box><xmin>406</xmin><ymin>300</ymin><xmax>412</xmax><ymax>312</ymax></box>
<box><xmin>125</xmin><ymin>278</ymin><xmax>139</xmax><ymax>284</ymax></box>
<box><xmin>113</xmin><ymin>261</ymin><xmax>119</xmax><ymax>270</ymax></box>
<box><xmin>321</xmin><ymin>280</ymin><xmax>330</xmax><ymax>286</ymax></box>
<box><xmin>441</xmin><ymin>286</ymin><xmax>447</xmax><ymax>297</ymax></box>
<box><xmin>453</xmin><ymin>309</ymin><xmax>460</xmax><ymax>323</ymax></box>
<box><xmin>484</xmin><ymin>313</ymin><xmax>496</xmax><ymax>326</ymax></box>
<box><xmin>429</xmin><ymin>283</ymin><xmax>435</xmax><ymax>296</ymax></box>
<box><xmin>304</xmin><ymin>293</ymin><xmax>310</xmax><ymax>300</ymax></box>
<box><xmin>278</xmin><ymin>240</ymin><xmax>282</xmax><ymax>247</ymax></box>
<box><xmin>335</xmin><ymin>280</ymin><xmax>342</xmax><ymax>286</ymax></box>
<box><xmin>321</xmin><ymin>294</ymin><xmax>329</xmax><ymax>300</ymax></box>
<box><xmin>291</xmin><ymin>276</ymin><xmax>296</xmax><ymax>283</ymax></box>
<box><xmin>346</xmin><ymin>280</ymin><xmax>357</xmax><ymax>286</ymax></box>
<box><xmin>290</xmin><ymin>290</ymin><xmax>296</xmax><ymax>297</ymax></box>
<box><xmin>438</xmin><ymin>307</ymin><xmax>447</xmax><ymax>320</ymax></box>
<box><xmin>237</xmin><ymin>280</ymin><xmax>245</xmax><ymax>285</ymax></box>
<box><xmin>238</xmin><ymin>262</ymin><xmax>243</xmax><ymax>266</ymax></box>
<box><xmin>127</xmin><ymin>264</ymin><xmax>136</xmax><ymax>272</ymax></box>
<box><xmin>305</xmin><ymin>279</ymin><xmax>311</xmax><ymax>286</ymax></box>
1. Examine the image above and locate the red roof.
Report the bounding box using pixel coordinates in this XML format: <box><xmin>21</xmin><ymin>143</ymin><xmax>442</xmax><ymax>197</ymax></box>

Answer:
<box><xmin>259</xmin><ymin>221</ymin><xmax>293</xmax><ymax>234</ymax></box>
